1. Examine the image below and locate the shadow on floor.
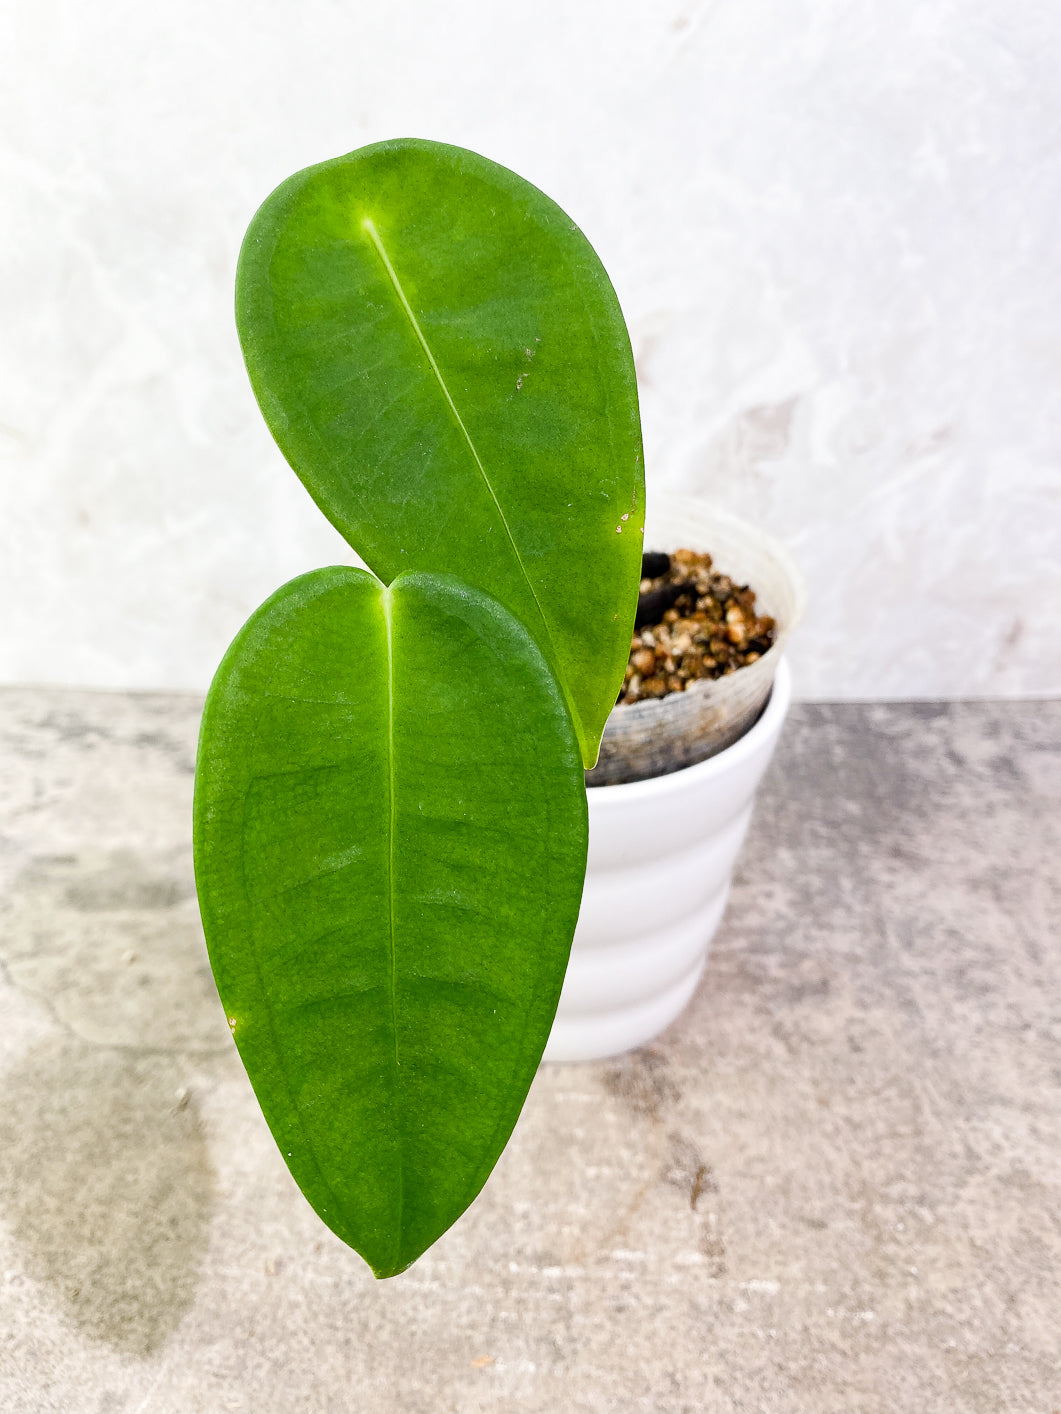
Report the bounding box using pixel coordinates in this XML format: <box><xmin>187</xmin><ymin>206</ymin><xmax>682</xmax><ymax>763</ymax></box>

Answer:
<box><xmin>0</xmin><ymin>1036</ymin><xmax>216</xmax><ymax>1357</ymax></box>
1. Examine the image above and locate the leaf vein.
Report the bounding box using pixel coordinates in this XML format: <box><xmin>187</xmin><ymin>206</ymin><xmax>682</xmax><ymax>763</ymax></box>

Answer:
<box><xmin>360</xmin><ymin>216</ymin><xmax>575</xmax><ymax>734</ymax></box>
<box><xmin>381</xmin><ymin>581</ymin><xmax>404</xmax><ymax>1265</ymax></box>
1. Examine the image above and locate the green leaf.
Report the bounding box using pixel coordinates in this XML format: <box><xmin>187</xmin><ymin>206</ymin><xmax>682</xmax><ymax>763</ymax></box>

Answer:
<box><xmin>235</xmin><ymin>137</ymin><xmax>644</xmax><ymax>767</ymax></box>
<box><xmin>193</xmin><ymin>566</ymin><xmax>588</xmax><ymax>1277</ymax></box>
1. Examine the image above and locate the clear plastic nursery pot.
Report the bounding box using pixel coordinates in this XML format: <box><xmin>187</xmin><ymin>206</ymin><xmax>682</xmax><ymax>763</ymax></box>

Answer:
<box><xmin>588</xmin><ymin>497</ymin><xmax>806</xmax><ymax>786</ymax></box>
<box><xmin>543</xmin><ymin>498</ymin><xmax>805</xmax><ymax>1063</ymax></box>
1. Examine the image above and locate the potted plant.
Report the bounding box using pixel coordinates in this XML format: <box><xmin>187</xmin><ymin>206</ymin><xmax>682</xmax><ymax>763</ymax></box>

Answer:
<box><xmin>193</xmin><ymin>137</ymin><xmax>798</xmax><ymax>1281</ymax></box>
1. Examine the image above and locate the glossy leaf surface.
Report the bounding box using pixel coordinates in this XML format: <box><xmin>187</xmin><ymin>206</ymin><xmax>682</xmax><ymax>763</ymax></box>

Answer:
<box><xmin>193</xmin><ymin>567</ymin><xmax>587</xmax><ymax>1277</ymax></box>
<box><xmin>236</xmin><ymin>138</ymin><xmax>644</xmax><ymax>766</ymax></box>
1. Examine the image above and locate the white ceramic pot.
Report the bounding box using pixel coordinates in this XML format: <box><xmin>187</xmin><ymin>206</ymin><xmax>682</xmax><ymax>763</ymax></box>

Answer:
<box><xmin>543</xmin><ymin>657</ymin><xmax>792</xmax><ymax>1063</ymax></box>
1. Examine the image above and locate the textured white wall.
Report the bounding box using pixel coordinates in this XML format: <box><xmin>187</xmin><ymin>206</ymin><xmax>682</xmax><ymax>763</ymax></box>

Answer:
<box><xmin>2</xmin><ymin>0</ymin><xmax>1059</xmax><ymax>698</ymax></box>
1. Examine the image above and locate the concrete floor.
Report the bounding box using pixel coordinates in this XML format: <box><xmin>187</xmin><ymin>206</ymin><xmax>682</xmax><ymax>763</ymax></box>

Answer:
<box><xmin>0</xmin><ymin>689</ymin><xmax>1058</xmax><ymax>1413</ymax></box>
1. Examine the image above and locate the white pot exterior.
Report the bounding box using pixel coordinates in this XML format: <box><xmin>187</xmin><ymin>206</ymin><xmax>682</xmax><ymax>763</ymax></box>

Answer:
<box><xmin>543</xmin><ymin>657</ymin><xmax>792</xmax><ymax>1063</ymax></box>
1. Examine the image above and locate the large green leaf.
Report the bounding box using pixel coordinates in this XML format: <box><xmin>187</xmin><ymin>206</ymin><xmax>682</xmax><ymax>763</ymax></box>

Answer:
<box><xmin>235</xmin><ymin>138</ymin><xmax>644</xmax><ymax>767</ymax></box>
<box><xmin>193</xmin><ymin>567</ymin><xmax>587</xmax><ymax>1277</ymax></box>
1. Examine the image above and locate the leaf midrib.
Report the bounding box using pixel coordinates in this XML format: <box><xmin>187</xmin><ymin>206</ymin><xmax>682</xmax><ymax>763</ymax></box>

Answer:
<box><xmin>360</xmin><ymin>217</ymin><xmax>582</xmax><ymax>749</ymax></box>
<box><xmin>381</xmin><ymin>581</ymin><xmax>404</xmax><ymax>1270</ymax></box>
